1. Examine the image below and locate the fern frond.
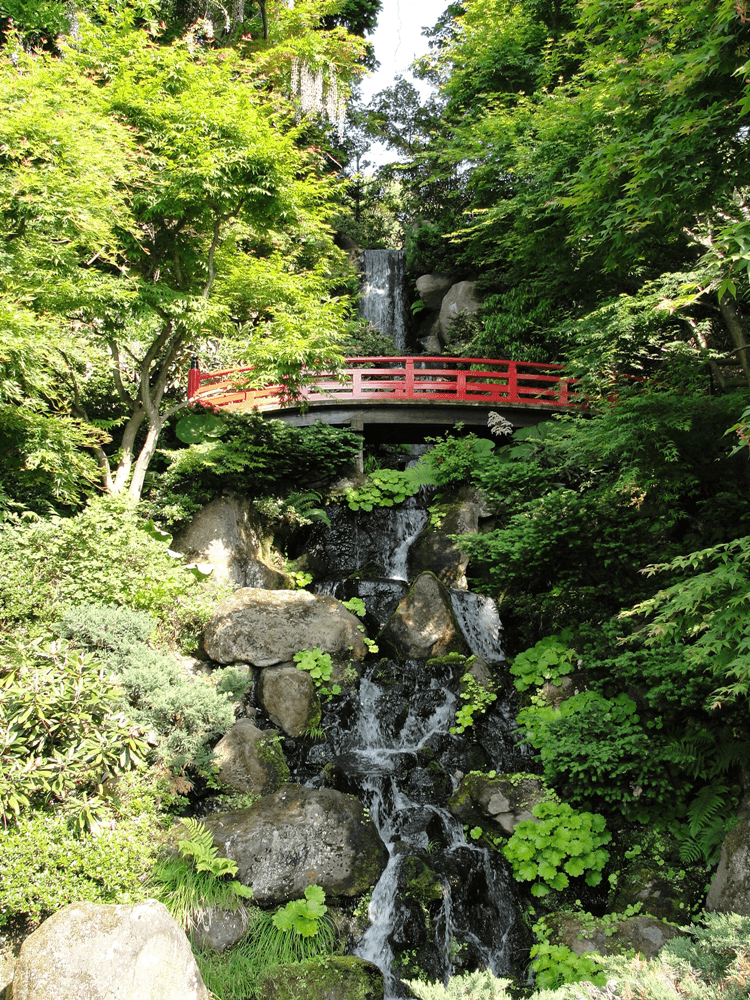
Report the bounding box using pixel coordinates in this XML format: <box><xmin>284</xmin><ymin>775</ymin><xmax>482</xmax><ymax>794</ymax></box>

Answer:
<box><xmin>678</xmin><ymin>837</ymin><xmax>704</xmax><ymax>864</ymax></box>
<box><xmin>687</xmin><ymin>783</ymin><xmax>730</xmax><ymax>839</ymax></box>
<box><xmin>403</xmin><ymin>463</ymin><xmax>439</xmax><ymax>490</ymax></box>
<box><xmin>178</xmin><ymin>818</ymin><xmax>218</xmax><ymax>866</ymax></box>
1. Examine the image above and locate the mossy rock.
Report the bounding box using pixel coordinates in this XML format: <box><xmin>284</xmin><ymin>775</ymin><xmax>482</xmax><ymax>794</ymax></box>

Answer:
<box><xmin>255</xmin><ymin>955</ymin><xmax>384</xmax><ymax>1000</ymax></box>
<box><xmin>402</xmin><ymin>857</ymin><xmax>444</xmax><ymax>907</ymax></box>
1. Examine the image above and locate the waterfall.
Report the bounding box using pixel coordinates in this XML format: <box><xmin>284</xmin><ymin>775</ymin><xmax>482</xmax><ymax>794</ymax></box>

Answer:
<box><xmin>450</xmin><ymin>591</ymin><xmax>506</xmax><ymax>664</ymax></box>
<box><xmin>290</xmin><ymin>486</ymin><xmax>528</xmax><ymax>997</ymax></box>
<box><xmin>359</xmin><ymin>249</ymin><xmax>409</xmax><ymax>352</ymax></box>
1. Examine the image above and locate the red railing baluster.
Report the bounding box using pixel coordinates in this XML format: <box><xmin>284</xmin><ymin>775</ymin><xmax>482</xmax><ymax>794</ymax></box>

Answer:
<box><xmin>507</xmin><ymin>361</ymin><xmax>518</xmax><ymax>403</ymax></box>
<box><xmin>405</xmin><ymin>359</ymin><xmax>414</xmax><ymax>398</ymax></box>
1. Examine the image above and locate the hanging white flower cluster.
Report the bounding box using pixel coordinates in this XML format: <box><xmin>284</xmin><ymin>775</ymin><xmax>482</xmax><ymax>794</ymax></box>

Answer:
<box><xmin>290</xmin><ymin>59</ymin><xmax>346</xmax><ymax>140</ymax></box>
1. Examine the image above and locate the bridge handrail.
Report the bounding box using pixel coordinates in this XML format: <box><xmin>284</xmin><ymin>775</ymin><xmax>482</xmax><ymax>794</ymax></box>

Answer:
<box><xmin>187</xmin><ymin>357</ymin><xmax>579</xmax><ymax>411</ymax></box>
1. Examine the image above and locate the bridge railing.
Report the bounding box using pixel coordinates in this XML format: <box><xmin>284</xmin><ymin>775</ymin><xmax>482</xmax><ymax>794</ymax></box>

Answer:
<box><xmin>187</xmin><ymin>357</ymin><xmax>579</xmax><ymax>411</ymax></box>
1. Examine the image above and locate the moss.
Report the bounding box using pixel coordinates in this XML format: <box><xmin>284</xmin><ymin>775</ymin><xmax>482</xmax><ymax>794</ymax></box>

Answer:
<box><xmin>256</xmin><ymin>734</ymin><xmax>290</xmax><ymax>789</ymax></box>
<box><xmin>255</xmin><ymin>954</ymin><xmax>384</xmax><ymax>1000</ymax></box>
<box><xmin>404</xmin><ymin>858</ymin><xmax>444</xmax><ymax>906</ymax></box>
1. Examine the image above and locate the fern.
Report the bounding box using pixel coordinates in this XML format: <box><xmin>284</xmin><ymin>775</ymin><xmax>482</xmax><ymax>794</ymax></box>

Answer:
<box><xmin>152</xmin><ymin>819</ymin><xmax>253</xmax><ymax>932</ymax></box>
<box><xmin>177</xmin><ymin>818</ymin><xmax>239</xmax><ymax>878</ymax></box>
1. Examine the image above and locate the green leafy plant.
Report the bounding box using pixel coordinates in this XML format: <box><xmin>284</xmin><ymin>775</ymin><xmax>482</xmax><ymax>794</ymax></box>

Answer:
<box><xmin>272</xmin><ymin>884</ymin><xmax>328</xmax><ymax>938</ymax></box>
<box><xmin>502</xmin><ymin>799</ymin><xmax>611</xmax><ymax>897</ymax></box>
<box><xmin>450</xmin><ymin>673</ymin><xmax>497</xmax><ymax>734</ymax></box>
<box><xmin>517</xmin><ymin>690</ymin><xmax>669</xmax><ymax>817</ymax></box>
<box><xmin>342</xmin><ymin>597</ymin><xmax>366</xmax><ymax>617</ymax></box>
<box><xmin>529</xmin><ymin>938</ymin><xmax>606</xmax><ymax>990</ymax></box>
<box><xmin>344</xmin><ymin>464</ymin><xmax>436</xmax><ymax>511</ymax></box>
<box><xmin>151</xmin><ymin>818</ymin><xmax>253</xmax><ymax>933</ymax></box>
<box><xmin>510</xmin><ymin>632</ymin><xmax>578</xmax><ymax>692</ymax></box>
<box><xmin>0</xmin><ymin>637</ymin><xmax>146</xmax><ymax>831</ymax></box>
<box><xmin>294</xmin><ymin>647</ymin><xmax>341</xmax><ymax>698</ymax></box>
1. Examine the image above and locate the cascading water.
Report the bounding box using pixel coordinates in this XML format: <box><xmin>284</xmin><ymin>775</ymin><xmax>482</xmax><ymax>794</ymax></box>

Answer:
<box><xmin>291</xmin><ymin>485</ymin><xmax>529</xmax><ymax>996</ymax></box>
<box><xmin>359</xmin><ymin>249</ymin><xmax>409</xmax><ymax>353</ymax></box>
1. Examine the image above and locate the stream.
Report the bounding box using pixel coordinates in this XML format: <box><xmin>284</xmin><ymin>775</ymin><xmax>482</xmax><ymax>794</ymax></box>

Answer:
<box><xmin>289</xmin><ymin>491</ymin><xmax>531</xmax><ymax>995</ymax></box>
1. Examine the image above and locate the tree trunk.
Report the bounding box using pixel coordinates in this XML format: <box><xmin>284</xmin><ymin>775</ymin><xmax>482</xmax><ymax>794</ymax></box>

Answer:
<box><xmin>719</xmin><ymin>290</ymin><xmax>750</xmax><ymax>387</ymax></box>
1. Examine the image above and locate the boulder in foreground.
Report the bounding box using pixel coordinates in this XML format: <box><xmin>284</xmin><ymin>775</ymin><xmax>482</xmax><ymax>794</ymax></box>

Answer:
<box><xmin>11</xmin><ymin>900</ymin><xmax>209</xmax><ymax>1000</ymax></box>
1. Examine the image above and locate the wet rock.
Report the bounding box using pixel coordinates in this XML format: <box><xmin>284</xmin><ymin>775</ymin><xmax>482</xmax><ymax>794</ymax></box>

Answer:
<box><xmin>544</xmin><ymin>911</ymin><xmax>686</xmax><ymax>960</ymax></box>
<box><xmin>213</xmin><ymin>719</ymin><xmax>289</xmax><ymax>795</ymax></box>
<box><xmin>408</xmin><ymin>492</ymin><xmax>481</xmax><ymax>589</ymax></box>
<box><xmin>255</xmin><ymin>956</ymin><xmax>384</xmax><ymax>1000</ymax></box>
<box><xmin>612</xmin><ymin>864</ymin><xmax>700</xmax><ymax>923</ymax></box>
<box><xmin>380</xmin><ymin>573</ymin><xmax>469</xmax><ymax>660</ymax></box>
<box><xmin>173</xmin><ymin>496</ymin><xmax>289</xmax><ymax>591</ymax></box>
<box><xmin>11</xmin><ymin>900</ymin><xmax>209</xmax><ymax>1000</ymax></box>
<box><xmin>706</xmin><ymin>790</ymin><xmax>750</xmax><ymax>915</ymax></box>
<box><xmin>439</xmin><ymin>281</ymin><xmax>482</xmax><ymax>342</ymax></box>
<box><xmin>204</xmin><ymin>588</ymin><xmax>367</xmax><ymax>667</ymax></box>
<box><xmin>257</xmin><ymin>665</ymin><xmax>321</xmax><ymax>737</ymax></box>
<box><xmin>416</xmin><ymin>273</ymin><xmax>454</xmax><ymax>311</ymax></box>
<box><xmin>190</xmin><ymin>906</ymin><xmax>249</xmax><ymax>954</ymax></box>
<box><xmin>448</xmin><ymin>772</ymin><xmax>548</xmax><ymax>836</ymax></box>
<box><xmin>202</xmin><ymin>785</ymin><xmax>388</xmax><ymax>903</ymax></box>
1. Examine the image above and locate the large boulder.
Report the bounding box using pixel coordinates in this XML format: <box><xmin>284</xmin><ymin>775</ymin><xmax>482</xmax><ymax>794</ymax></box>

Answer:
<box><xmin>173</xmin><ymin>496</ymin><xmax>289</xmax><ymax>590</ymax></box>
<box><xmin>203</xmin><ymin>589</ymin><xmax>367</xmax><ymax>667</ymax></box>
<box><xmin>438</xmin><ymin>281</ymin><xmax>482</xmax><ymax>341</ymax></box>
<box><xmin>706</xmin><ymin>790</ymin><xmax>750</xmax><ymax>915</ymax></box>
<box><xmin>544</xmin><ymin>911</ymin><xmax>685</xmax><ymax>961</ymax></box>
<box><xmin>448</xmin><ymin>772</ymin><xmax>548</xmax><ymax>836</ymax></box>
<box><xmin>213</xmin><ymin>718</ymin><xmax>290</xmax><ymax>795</ymax></box>
<box><xmin>256</xmin><ymin>956</ymin><xmax>384</xmax><ymax>1000</ymax></box>
<box><xmin>257</xmin><ymin>665</ymin><xmax>321</xmax><ymax>737</ymax></box>
<box><xmin>202</xmin><ymin>786</ymin><xmax>388</xmax><ymax>903</ymax></box>
<box><xmin>408</xmin><ymin>491</ymin><xmax>481</xmax><ymax>589</ymax></box>
<box><xmin>380</xmin><ymin>572</ymin><xmax>469</xmax><ymax>660</ymax></box>
<box><xmin>416</xmin><ymin>273</ymin><xmax>454</xmax><ymax>311</ymax></box>
<box><xmin>10</xmin><ymin>900</ymin><xmax>209</xmax><ymax>1000</ymax></box>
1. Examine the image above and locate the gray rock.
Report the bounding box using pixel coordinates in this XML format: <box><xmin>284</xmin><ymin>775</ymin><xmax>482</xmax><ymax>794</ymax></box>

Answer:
<box><xmin>439</xmin><ymin>280</ymin><xmax>482</xmax><ymax>341</ymax></box>
<box><xmin>256</xmin><ymin>955</ymin><xmax>384</xmax><ymax>1000</ymax></box>
<box><xmin>544</xmin><ymin>912</ymin><xmax>685</xmax><ymax>960</ymax></box>
<box><xmin>203</xmin><ymin>786</ymin><xmax>388</xmax><ymax>904</ymax></box>
<box><xmin>380</xmin><ymin>572</ymin><xmax>469</xmax><ymax>660</ymax></box>
<box><xmin>203</xmin><ymin>588</ymin><xmax>367</xmax><ymax>667</ymax></box>
<box><xmin>416</xmin><ymin>273</ymin><xmax>454</xmax><ymax>311</ymax></box>
<box><xmin>11</xmin><ymin>900</ymin><xmax>209</xmax><ymax>1000</ymax></box>
<box><xmin>408</xmin><ymin>491</ymin><xmax>481</xmax><ymax>589</ymax></box>
<box><xmin>706</xmin><ymin>791</ymin><xmax>750</xmax><ymax>915</ymax></box>
<box><xmin>540</xmin><ymin>675</ymin><xmax>576</xmax><ymax>708</ymax></box>
<box><xmin>213</xmin><ymin>719</ymin><xmax>289</xmax><ymax>795</ymax></box>
<box><xmin>449</xmin><ymin>772</ymin><xmax>548</xmax><ymax>837</ymax></box>
<box><xmin>257</xmin><ymin>665</ymin><xmax>321</xmax><ymax>737</ymax></box>
<box><xmin>173</xmin><ymin>496</ymin><xmax>289</xmax><ymax>591</ymax></box>
<box><xmin>190</xmin><ymin>905</ymin><xmax>249</xmax><ymax>954</ymax></box>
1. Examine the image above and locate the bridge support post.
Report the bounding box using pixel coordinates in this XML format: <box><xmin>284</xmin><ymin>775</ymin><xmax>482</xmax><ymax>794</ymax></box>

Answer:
<box><xmin>349</xmin><ymin>416</ymin><xmax>364</xmax><ymax>474</ymax></box>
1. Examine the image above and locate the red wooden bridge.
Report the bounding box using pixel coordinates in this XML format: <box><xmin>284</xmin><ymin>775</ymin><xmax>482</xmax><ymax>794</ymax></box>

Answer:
<box><xmin>187</xmin><ymin>356</ymin><xmax>579</xmax><ymax>439</ymax></box>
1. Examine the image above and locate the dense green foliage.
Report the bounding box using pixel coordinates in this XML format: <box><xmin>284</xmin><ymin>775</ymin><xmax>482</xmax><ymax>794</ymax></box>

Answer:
<box><xmin>0</xmin><ymin>638</ymin><xmax>146</xmax><ymax>830</ymax></box>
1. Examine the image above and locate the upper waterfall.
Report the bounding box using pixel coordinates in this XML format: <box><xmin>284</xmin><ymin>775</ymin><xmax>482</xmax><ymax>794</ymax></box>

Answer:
<box><xmin>359</xmin><ymin>249</ymin><xmax>409</xmax><ymax>353</ymax></box>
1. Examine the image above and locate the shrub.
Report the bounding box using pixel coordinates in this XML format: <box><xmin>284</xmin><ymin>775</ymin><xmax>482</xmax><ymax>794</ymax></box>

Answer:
<box><xmin>0</xmin><ymin>769</ymin><xmax>163</xmax><ymax>927</ymax></box>
<box><xmin>57</xmin><ymin>603</ymin><xmax>243</xmax><ymax>776</ymax></box>
<box><xmin>0</xmin><ymin>496</ymin><xmax>219</xmax><ymax>643</ymax></box>
<box><xmin>502</xmin><ymin>799</ymin><xmax>611</xmax><ymax>897</ymax></box>
<box><xmin>517</xmin><ymin>691</ymin><xmax>670</xmax><ymax>817</ymax></box>
<box><xmin>405</xmin><ymin>969</ymin><xmax>514</xmax><ymax>1000</ymax></box>
<box><xmin>510</xmin><ymin>633</ymin><xmax>578</xmax><ymax>693</ymax></box>
<box><xmin>0</xmin><ymin>637</ymin><xmax>146</xmax><ymax>831</ymax></box>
